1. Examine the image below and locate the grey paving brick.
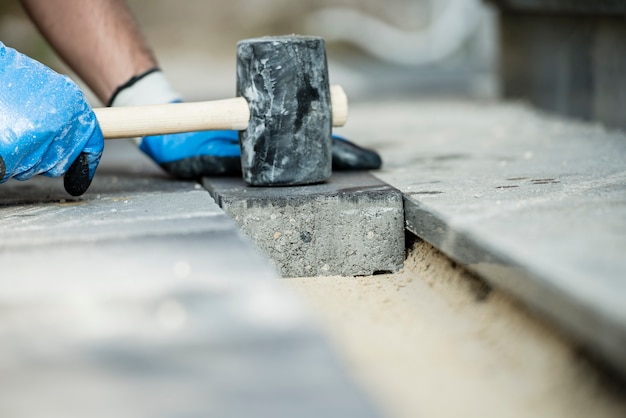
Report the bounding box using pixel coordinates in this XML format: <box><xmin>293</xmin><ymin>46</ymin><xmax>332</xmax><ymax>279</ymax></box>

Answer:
<box><xmin>203</xmin><ymin>172</ymin><xmax>405</xmax><ymax>277</ymax></box>
<box><xmin>0</xmin><ymin>140</ymin><xmax>380</xmax><ymax>417</ymax></box>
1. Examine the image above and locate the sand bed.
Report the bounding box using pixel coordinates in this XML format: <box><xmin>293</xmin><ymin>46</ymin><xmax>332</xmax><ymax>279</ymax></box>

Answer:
<box><xmin>286</xmin><ymin>240</ymin><xmax>626</xmax><ymax>418</ymax></box>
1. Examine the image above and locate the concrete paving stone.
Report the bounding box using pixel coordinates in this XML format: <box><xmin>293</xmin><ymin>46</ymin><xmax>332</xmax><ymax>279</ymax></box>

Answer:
<box><xmin>0</xmin><ymin>239</ymin><xmax>379</xmax><ymax>418</ymax></box>
<box><xmin>203</xmin><ymin>172</ymin><xmax>405</xmax><ymax>277</ymax></box>
<box><xmin>0</xmin><ymin>140</ymin><xmax>381</xmax><ymax>417</ymax></box>
<box><xmin>345</xmin><ymin>99</ymin><xmax>626</xmax><ymax>378</ymax></box>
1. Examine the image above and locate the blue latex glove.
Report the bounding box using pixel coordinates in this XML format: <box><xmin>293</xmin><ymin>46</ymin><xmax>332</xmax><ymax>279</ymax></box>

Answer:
<box><xmin>0</xmin><ymin>42</ymin><xmax>103</xmax><ymax>196</ymax></box>
<box><xmin>139</xmin><ymin>130</ymin><xmax>381</xmax><ymax>179</ymax></box>
<box><xmin>140</xmin><ymin>130</ymin><xmax>241</xmax><ymax>179</ymax></box>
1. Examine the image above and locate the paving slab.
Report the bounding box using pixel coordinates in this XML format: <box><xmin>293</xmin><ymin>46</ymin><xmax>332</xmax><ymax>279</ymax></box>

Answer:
<box><xmin>0</xmin><ymin>140</ymin><xmax>380</xmax><ymax>417</ymax></box>
<box><xmin>202</xmin><ymin>173</ymin><xmax>405</xmax><ymax>277</ymax></box>
<box><xmin>339</xmin><ymin>99</ymin><xmax>626</xmax><ymax>377</ymax></box>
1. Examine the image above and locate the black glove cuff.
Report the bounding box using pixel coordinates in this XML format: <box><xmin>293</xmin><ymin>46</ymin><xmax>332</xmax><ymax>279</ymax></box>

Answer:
<box><xmin>107</xmin><ymin>67</ymin><xmax>161</xmax><ymax>107</ymax></box>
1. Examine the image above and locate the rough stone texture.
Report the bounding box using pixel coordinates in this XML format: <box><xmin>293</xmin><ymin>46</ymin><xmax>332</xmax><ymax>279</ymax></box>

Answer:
<box><xmin>203</xmin><ymin>172</ymin><xmax>405</xmax><ymax>278</ymax></box>
<box><xmin>237</xmin><ymin>36</ymin><xmax>332</xmax><ymax>186</ymax></box>
<box><xmin>0</xmin><ymin>140</ymin><xmax>380</xmax><ymax>417</ymax></box>
<box><xmin>341</xmin><ymin>99</ymin><xmax>626</xmax><ymax>378</ymax></box>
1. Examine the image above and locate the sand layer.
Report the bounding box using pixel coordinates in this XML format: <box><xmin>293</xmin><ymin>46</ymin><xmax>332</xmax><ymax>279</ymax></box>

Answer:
<box><xmin>286</xmin><ymin>239</ymin><xmax>626</xmax><ymax>418</ymax></box>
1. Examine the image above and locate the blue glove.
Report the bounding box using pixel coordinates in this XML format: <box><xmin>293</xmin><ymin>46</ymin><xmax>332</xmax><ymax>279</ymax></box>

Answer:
<box><xmin>139</xmin><ymin>130</ymin><xmax>381</xmax><ymax>179</ymax></box>
<box><xmin>0</xmin><ymin>42</ymin><xmax>103</xmax><ymax>196</ymax></box>
<box><xmin>140</xmin><ymin>130</ymin><xmax>242</xmax><ymax>179</ymax></box>
<box><xmin>330</xmin><ymin>134</ymin><xmax>382</xmax><ymax>171</ymax></box>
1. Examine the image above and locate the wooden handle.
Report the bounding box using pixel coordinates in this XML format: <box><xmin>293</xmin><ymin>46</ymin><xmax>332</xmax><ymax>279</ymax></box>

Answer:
<box><xmin>94</xmin><ymin>98</ymin><xmax>249</xmax><ymax>139</ymax></box>
<box><xmin>330</xmin><ymin>85</ymin><xmax>348</xmax><ymax>128</ymax></box>
<box><xmin>95</xmin><ymin>84</ymin><xmax>349</xmax><ymax>139</ymax></box>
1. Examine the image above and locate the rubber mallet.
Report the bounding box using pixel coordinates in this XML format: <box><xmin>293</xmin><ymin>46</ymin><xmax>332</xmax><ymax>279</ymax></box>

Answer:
<box><xmin>94</xmin><ymin>35</ymin><xmax>346</xmax><ymax>186</ymax></box>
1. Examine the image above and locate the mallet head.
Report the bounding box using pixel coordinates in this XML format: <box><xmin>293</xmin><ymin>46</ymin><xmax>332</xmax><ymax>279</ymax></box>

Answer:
<box><xmin>236</xmin><ymin>35</ymin><xmax>332</xmax><ymax>186</ymax></box>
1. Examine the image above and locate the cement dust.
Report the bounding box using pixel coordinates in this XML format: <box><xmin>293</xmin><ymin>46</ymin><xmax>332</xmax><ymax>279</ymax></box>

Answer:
<box><xmin>285</xmin><ymin>240</ymin><xmax>626</xmax><ymax>418</ymax></box>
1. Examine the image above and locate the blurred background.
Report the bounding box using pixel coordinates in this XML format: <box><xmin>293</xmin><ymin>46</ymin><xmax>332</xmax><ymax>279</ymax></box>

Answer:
<box><xmin>0</xmin><ymin>0</ymin><xmax>498</xmax><ymax>103</ymax></box>
<box><xmin>2</xmin><ymin>1</ymin><xmax>625</xmax><ymax>128</ymax></box>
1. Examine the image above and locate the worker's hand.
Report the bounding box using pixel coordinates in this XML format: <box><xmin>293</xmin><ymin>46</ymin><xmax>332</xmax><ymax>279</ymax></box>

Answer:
<box><xmin>140</xmin><ymin>130</ymin><xmax>241</xmax><ymax>179</ymax></box>
<box><xmin>331</xmin><ymin>134</ymin><xmax>382</xmax><ymax>171</ymax></box>
<box><xmin>139</xmin><ymin>130</ymin><xmax>382</xmax><ymax>179</ymax></box>
<box><xmin>0</xmin><ymin>42</ymin><xmax>103</xmax><ymax>196</ymax></box>
<box><xmin>110</xmin><ymin>69</ymin><xmax>381</xmax><ymax>179</ymax></box>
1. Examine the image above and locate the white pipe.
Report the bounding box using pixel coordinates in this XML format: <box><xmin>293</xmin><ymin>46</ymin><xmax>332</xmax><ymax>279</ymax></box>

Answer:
<box><xmin>306</xmin><ymin>0</ymin><xmax>488</xmax><ymax>66</ymax></box>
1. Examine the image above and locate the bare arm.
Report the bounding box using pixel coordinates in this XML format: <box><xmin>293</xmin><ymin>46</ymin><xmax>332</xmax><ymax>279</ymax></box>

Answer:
<box><xmin>20</xmin><ymin>0</ymin><xmax>157</xmax><ymax>104</ymax></box>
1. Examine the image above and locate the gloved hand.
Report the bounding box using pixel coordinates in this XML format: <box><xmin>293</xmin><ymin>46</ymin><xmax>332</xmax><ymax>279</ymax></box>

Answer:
<box><xmin>110</xmin><ymin>69</ymin><xmax>381</xmax><ymax>179</ymax></box>
<box><xmin>140</xmin><ymin>131</ymin><xmax>382</xmax><ymax>179</ymax></box>
<box><xmin>0</xmin><ymin>42</ymin><xmax>103</xmax><ymax>196</ymax></box>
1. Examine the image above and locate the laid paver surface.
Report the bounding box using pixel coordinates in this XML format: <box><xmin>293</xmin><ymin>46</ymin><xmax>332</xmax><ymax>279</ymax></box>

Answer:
<box><xmin>2</xmin><ymin>97</ymin><xmax>626</xmax><ymax>415</ymax></box>
<box><xmin>0</xmin><ymin>140</ymin><xmax>380</xmax><ymax>417</ymax></box>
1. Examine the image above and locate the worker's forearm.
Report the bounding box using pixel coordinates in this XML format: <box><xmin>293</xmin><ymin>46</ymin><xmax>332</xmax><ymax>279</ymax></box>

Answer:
<box><xmin>20</xmin><ymin>0</ymin><xmax>157</xmax><ymax>104</ymax></box>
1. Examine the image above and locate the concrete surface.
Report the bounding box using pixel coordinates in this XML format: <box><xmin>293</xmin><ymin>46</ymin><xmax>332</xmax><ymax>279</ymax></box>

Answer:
<box><xmin>3</xmin><ymin>0</ymin><xmax>625</xmax><ymax>414</ymax></box>
<box><xmin>0</xmin><ymin>140</ymin><xmax>380</xmax><ymax>418</ymax></box>
<box><xmin>336</xmin><ymin>98</ymin><xmax>626</xmax><ymax>378</ymax></box>
<box><xmin>203</xmin><ymin>173</ymin><xmax>405</xmax><ymax>277</ymax></box>
<box><xmin>1</xmin><ymin>99</ymin><xmax>626</xmax><ymax>417</ymax></box>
